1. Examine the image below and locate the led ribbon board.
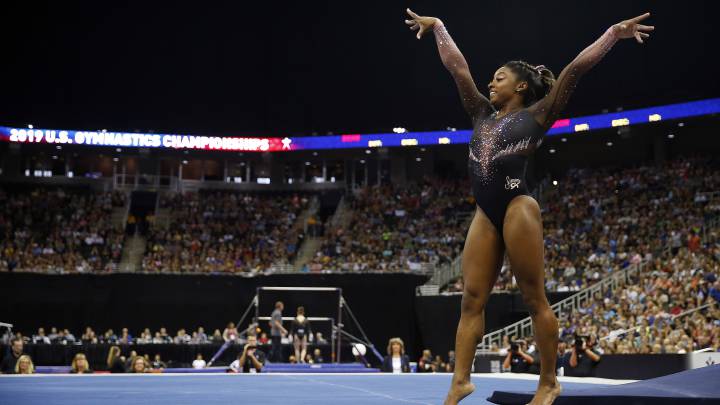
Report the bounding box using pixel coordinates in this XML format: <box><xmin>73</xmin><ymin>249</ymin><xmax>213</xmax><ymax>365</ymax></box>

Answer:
<box><xmin>1</xmin><ymin>98</ymin><xmax>718</xmax><ymax>152</ymax></box>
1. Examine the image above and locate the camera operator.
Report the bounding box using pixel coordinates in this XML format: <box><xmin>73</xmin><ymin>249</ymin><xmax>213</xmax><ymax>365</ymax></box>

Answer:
<box><xmin>229</xmin><ymin>335</ymin><xmax>265</xmax><ymax>373</ymax></box>
<box><xmin>503</xmin><ymin>340</ymin><xmax>534</xmax><ymax>373</ymax></box>
<box><xmin>565</xmin><ymin>335</ymin><xmax>601</xmax><ymax>377</ymax></box>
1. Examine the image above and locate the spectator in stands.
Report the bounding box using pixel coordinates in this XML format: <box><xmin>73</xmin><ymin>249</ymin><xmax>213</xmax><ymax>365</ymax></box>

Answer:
<box><xmin>446</xmin><ymin>350</ymin><xmax>456</xmax><ymax>372</ymax></box>
<box><xmin>143</xmin><ymin>191</ymin><xmax>306</xmax><ymax>274</ymax></box>
<box><xmin>124</xmin><ymin>350</ymin><xmax>138</xmax><ymax>371</ymax></box>
<box><xmin>159</xmin><ymin>327</ymin><xmax>172</xmax><ymax>343</ymax></box>
<box><xmin>503</xmin><ymin>340</ymin><xmax>535</xmax><ymax>373</ymax></box>
<box><xmin>565</xmin><ymin>335</ymin><xmax>601</xmax><ymax>377</ymax></box>
<box><xmin>269</xmin><ymin>301</ymin><xmax>288</xmax><ymax>362</ymax></box>
<box><xmin>192</xmin><ymin>353</ymin><xmax>206</xmax><ymax>369</ymax></box>
<box><xmin>102</xmin><ymin>329</ymin><xmax>118</xmax><ymax>344</ymax></box>
<box><xmin>82</xmin><ymin>327</ymin><xmax>98</xmax><ymax>344</ymax></box>
<box><xmin>211</xmin><ymin>329</ymin><xmax>224</xmax><ymax>344</ymax></box>
<box><xmin>228</xmin><ymin>335</ymin><xmax>265</xmax><ymax>373</ymax></box>
<box><xmin>32</xmin><ymin>327</ymin><xmax>51</xmax><ymax>344</ymax></box>
<box><xmin>222</xmin><ymin>322</ymin><xmax>239</xmax><ymax>343</ymax></box>
<box><xmin>0</xmin><ymin>189</ymin><xmax>126</xmax><ymax>274</ymax></box>
<box><xmin>130</xmin><ymin>355</ymin><xmax>149</xmax><ymax>373</ymax></box>
<box><xmin>315</xmin><ymin>332</ymin><xmax>328</xmax><ymax>345</ymax></box>
<box><xmin>381</xmin><ymin>337</ymin><xmax>410</xmax><ymax>373</ymax></box>
<box><xmin>137</xmin><ymin>329</ymin><xmax>152</xmax><ymax>344</ymax></box>
<box><xmin>152</xmin><ymin>332</ymin><xmax>164</xmax><ymax>344</ymax></box>
<box><xmin>290</xmin><ymin>306</ymin><xmax>311</xmax><ymax>364</ymax></box>
<box><xmin>258</xmin><ymin>332</ymin><xmax>269</xmax><ymax>345</ymax></box>
<box><xmin>151</xmin><ymin>354</ymin><xmax>167</xmax><ymax>370</ymax></box>
<box><xmin>63</xmin><ymin>329</ymin><xmax>76</xmax><ymax>344</ymax></box>
<box><xmin>312</xmin><ymin>348</ymin><xmax>324</xmax><ymax>364</ymax></box>
<box><xmin>418</xmin><ymin>349</ymin><xmax>436</xmax><ymax>373</ymax></box>
<box><xmin>118</xmin><ymin>328</ymin><xmax>132</xmax><ymax>344</ymax></box>
<box><xmin>14</xmin><ymin>355</ymin><xmax>34</xmax><ymax>374</ymax></box>
<box><xmin>47</xmin><ymin>327</ymin><xmax>59</xmax><ymax>342</ymax></box>
<box><xmin>106</xmin><ymin>346</ymin><xmax>125</xmax><ymax>373</ymax></box>
<box><xmin>195</xmin><ymin>327</ymin><xmax>208</xmax><ymax>344</ymax></box>
<box><xmin>1</xmin><ymin>337</ymin><xmax>25</xmax><ymax>374</ymax></box>
<box><xmin>174</xmin><ymin>329</ymin><xmax>191</xmax><ymax>344</ymax></box>
<box><xmin>53</xmin><ymin>329</ymin><xmax>69</xmax><ymax>345</ymax></box>
<box><xmin>70</xmin><ymin>353</ymin><xmax>93</xmax><ymax>374</ymax></box>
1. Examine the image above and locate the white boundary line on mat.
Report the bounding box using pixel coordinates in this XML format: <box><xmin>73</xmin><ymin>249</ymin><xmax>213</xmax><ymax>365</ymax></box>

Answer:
<box><xmin>0</xmin><ymin>372</ymin><xmax>635</xmax><ymax>384</ymax></box>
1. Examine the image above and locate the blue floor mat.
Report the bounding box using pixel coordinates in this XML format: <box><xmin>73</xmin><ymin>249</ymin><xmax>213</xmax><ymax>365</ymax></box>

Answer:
<box><xmin>0</xmin><ymin>373</ymin><xmax>610</xmax><ymax>405</ymax></box>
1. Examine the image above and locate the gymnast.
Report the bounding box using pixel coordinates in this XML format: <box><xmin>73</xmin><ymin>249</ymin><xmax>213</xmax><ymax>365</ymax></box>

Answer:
<box><xmin>405</xmin><ymin>8</ymin><xmax>654</xmax><ymax>405</ymax></box>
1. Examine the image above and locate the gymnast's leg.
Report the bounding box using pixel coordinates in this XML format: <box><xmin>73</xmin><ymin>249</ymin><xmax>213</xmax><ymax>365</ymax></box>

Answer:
<box><xmin>504</xmin><ymin>196</ymin><xmax>561</xmax><ymax>405</ymax></box>
<box><xmin>444</xmin><ymin>207</ymin><xmax>504</xmax><ymax>405</ymax></box>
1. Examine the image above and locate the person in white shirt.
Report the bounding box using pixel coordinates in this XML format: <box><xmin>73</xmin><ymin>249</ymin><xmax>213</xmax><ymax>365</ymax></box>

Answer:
<box><xmin>192</xmin><ymin>353</ymin><xmax>206</xmax><ymax>369</ymax></box>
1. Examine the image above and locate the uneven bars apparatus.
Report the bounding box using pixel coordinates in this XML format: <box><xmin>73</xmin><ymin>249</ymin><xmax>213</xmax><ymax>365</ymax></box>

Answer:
<box><xmin>208</xmin><ymin>286</ymin><xmax>382</xmax><ymax>366</ymax></box>
<box><xmin>255</xmin><ymin>287</ymin><xmax>343</xmax><ymax>363</ymax></box>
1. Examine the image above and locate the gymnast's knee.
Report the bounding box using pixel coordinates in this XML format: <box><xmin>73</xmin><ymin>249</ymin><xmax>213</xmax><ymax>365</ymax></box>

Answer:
<box><xmin>521</xmin><ymin>292</ymin><xmax>551</xmax><ymax>318</ymax></box>
<box><xmin>461</xmin><ymin>287</ymin><xmax>488</xmax><ymax>315</ymax></box>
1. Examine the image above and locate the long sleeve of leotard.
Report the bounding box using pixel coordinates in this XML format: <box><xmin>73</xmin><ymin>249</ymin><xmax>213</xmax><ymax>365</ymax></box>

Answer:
<box><xmin>432</xmin><ymin>22</ymin><xmax>493</xmax><ymax>123</ymax></box>
<box><xmin>530</xmin><ymin>27</ymin><xmax>620</xmax><ymax>130</ymax></box>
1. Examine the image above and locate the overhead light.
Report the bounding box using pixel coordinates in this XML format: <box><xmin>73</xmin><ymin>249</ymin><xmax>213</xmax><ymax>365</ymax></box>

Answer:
<box><xmin>365</xmin><ymin>149</ymin><xmax>371</xmax><ymax>154</ymax></box>
<box><xmin>667</xmin><ymin>134</ymin><xmax>675</xmax><ymax>139</ymax></box>
<box><xmin>552</xmin><ymin>180</ymin><xmax>558</xmax><ymax>186</ymax></box>
<box><xmin>305</xmin><ymin>161</ymin><xmax>311</xmax><ymax>166</ymax></box>
<box><xmin>28</xmin><ymin>124</ymin><xmax>34</xmax><ymax>129</ymax></box>
<box><xmin>561</xmin><ymin>138</ymin><xmax>567</xmax><ymax>143</ymax></box>
<box><xmin>359</xmin><ymin>159</ymin><xmax>366</xmax><ymax>164</ymax></box>
<box><xmin>416</xmin><ymin>157</ymin><xmax>422</xmax><ymax>162</ymax></box>
<box><xmin>420</xmin><ymin>148</ymin><xmax>426</xmax><ymax>152</ymax></box>
<box><xmin>606</xmin><ymin>141</ymin><xmax>613</xmax><ymax>146</ymax></box>
<box><xmin>182</xmin><ymin>160</ymin><xmax>188</xmax><ymax>164</ymax></box>
<box><xmin>549</xmin><ymin>148</ymin><xmax>556</xmax><ymax>154</ymax></box>
<box><xmin>56</xmin><ymin>145</ymin><xmax>62</xmax><ymax>150</ymax></box>
<box><xmin>393</xmin><ymin>127</ymin><xmax>407</xmax><ymax>134</ymax></box>
<box><xmin>116</xmin><ymin>148</ymin><xmax>122</xmax><ymax>152</ymax></box>
<box><xmin>312</xmin><ymin>152</ymin><xmax>318</xmax><ymax>156</ymax></box>
<box><xmin>678</xmin><ymin>122</ymin><xmax>685</xmax><ymax>127</ymax></box>
<box><xmin>113</xmin><ymin>157</ymin><xmax>119</xmax><ymax>162</ymax></box>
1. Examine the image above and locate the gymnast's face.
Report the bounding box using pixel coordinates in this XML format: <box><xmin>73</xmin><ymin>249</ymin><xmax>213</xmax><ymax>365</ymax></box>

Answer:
<box><xmin>488</xmin><ymin>67</ymin><xmax>526</xmax><ymax>109</ymax></box>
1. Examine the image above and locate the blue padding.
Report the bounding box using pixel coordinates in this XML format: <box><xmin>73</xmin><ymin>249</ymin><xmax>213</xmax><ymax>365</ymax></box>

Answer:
<box><xmin>488</xmin><ymin>365</ymin><xmax>720</xmax><ymax>405</ymax></box>
<box><xmin>36</xmin><ymin>366</ymin><xmax>72</xmax><ymax>374</ymax></box>
<box><xmin>162</xmin><ymin>367</ymin><xmax>228</xmax><ymax>373</ymax></box>
<box><xmin>264</xmin><ymin>363</ymin><xmax>368</xmax><ymax>369</ymax></box>
<box><xmin>263</xmin><ymin>367</ymin><xmax>380</xmax><ymax>373</ymax></box>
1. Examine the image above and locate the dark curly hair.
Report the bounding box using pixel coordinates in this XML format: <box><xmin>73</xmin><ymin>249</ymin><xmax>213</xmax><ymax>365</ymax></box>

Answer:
<box><xmin>503</xmin><ymin>60</ymin><xmax>556</xmax><ymax>106</ymax></box>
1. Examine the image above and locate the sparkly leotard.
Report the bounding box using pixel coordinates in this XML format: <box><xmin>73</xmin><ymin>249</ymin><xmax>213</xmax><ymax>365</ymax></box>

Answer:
<box><xmin>468</xmin><ymin>109</ymin><xmax>544</xmax><ymax>236</ymax></box>
<box><xmin>432</xmin><ymin>22</ymin><xmax>619</xmax><ymax>239</ymax></box>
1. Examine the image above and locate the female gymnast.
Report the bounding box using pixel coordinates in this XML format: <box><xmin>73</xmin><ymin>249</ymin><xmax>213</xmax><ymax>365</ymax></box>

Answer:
<box><xmin>290</xmin><ymin>306</ymin><xmax>312</xmax><ymax>363</ymax></box>
<box><xmin>405</xmin><ymin>8</ymin><xmax>654</xmax><ymax>405</ymax></box>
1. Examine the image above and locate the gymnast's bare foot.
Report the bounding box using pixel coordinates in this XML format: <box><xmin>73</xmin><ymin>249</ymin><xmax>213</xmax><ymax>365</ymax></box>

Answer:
<box><xmin>527</xmin><ymin>379</ymin><xmax>562</xmax><ymax>405</ymax></box>
<box><xmin>443</xmin><ymin>380</ymin><xmax>475</xmax><ymax>405</ymax></box>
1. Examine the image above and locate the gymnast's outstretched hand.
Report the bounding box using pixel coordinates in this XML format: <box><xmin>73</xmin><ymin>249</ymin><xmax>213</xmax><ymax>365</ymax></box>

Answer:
<box><xmin>612</xmin><ymin>12</ymin><xmax>655</xmax><ymax>43</ymax></box>
<box><xmin>405</xmin><ymin>8</ymin><xmax>440</xmax><ymax>39</ymax></box>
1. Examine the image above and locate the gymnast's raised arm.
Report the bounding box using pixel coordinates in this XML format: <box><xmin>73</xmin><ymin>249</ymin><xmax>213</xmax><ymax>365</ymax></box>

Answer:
<box><xmin>530</xmin><ymin>13</ymin><xmax>655</xmax><ymax>131</ymax></box>
<box><xmin>406</xmin><ymin>9</ymin><xmax>493</xmax><ymax>124</ymax></box>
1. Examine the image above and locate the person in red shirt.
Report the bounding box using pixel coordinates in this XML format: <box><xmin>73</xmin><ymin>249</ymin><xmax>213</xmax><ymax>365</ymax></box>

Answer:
<box><xmin>687</xmin><ymin>231</ymin><xmax>701</xmax><ymax>252</ymax></box>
